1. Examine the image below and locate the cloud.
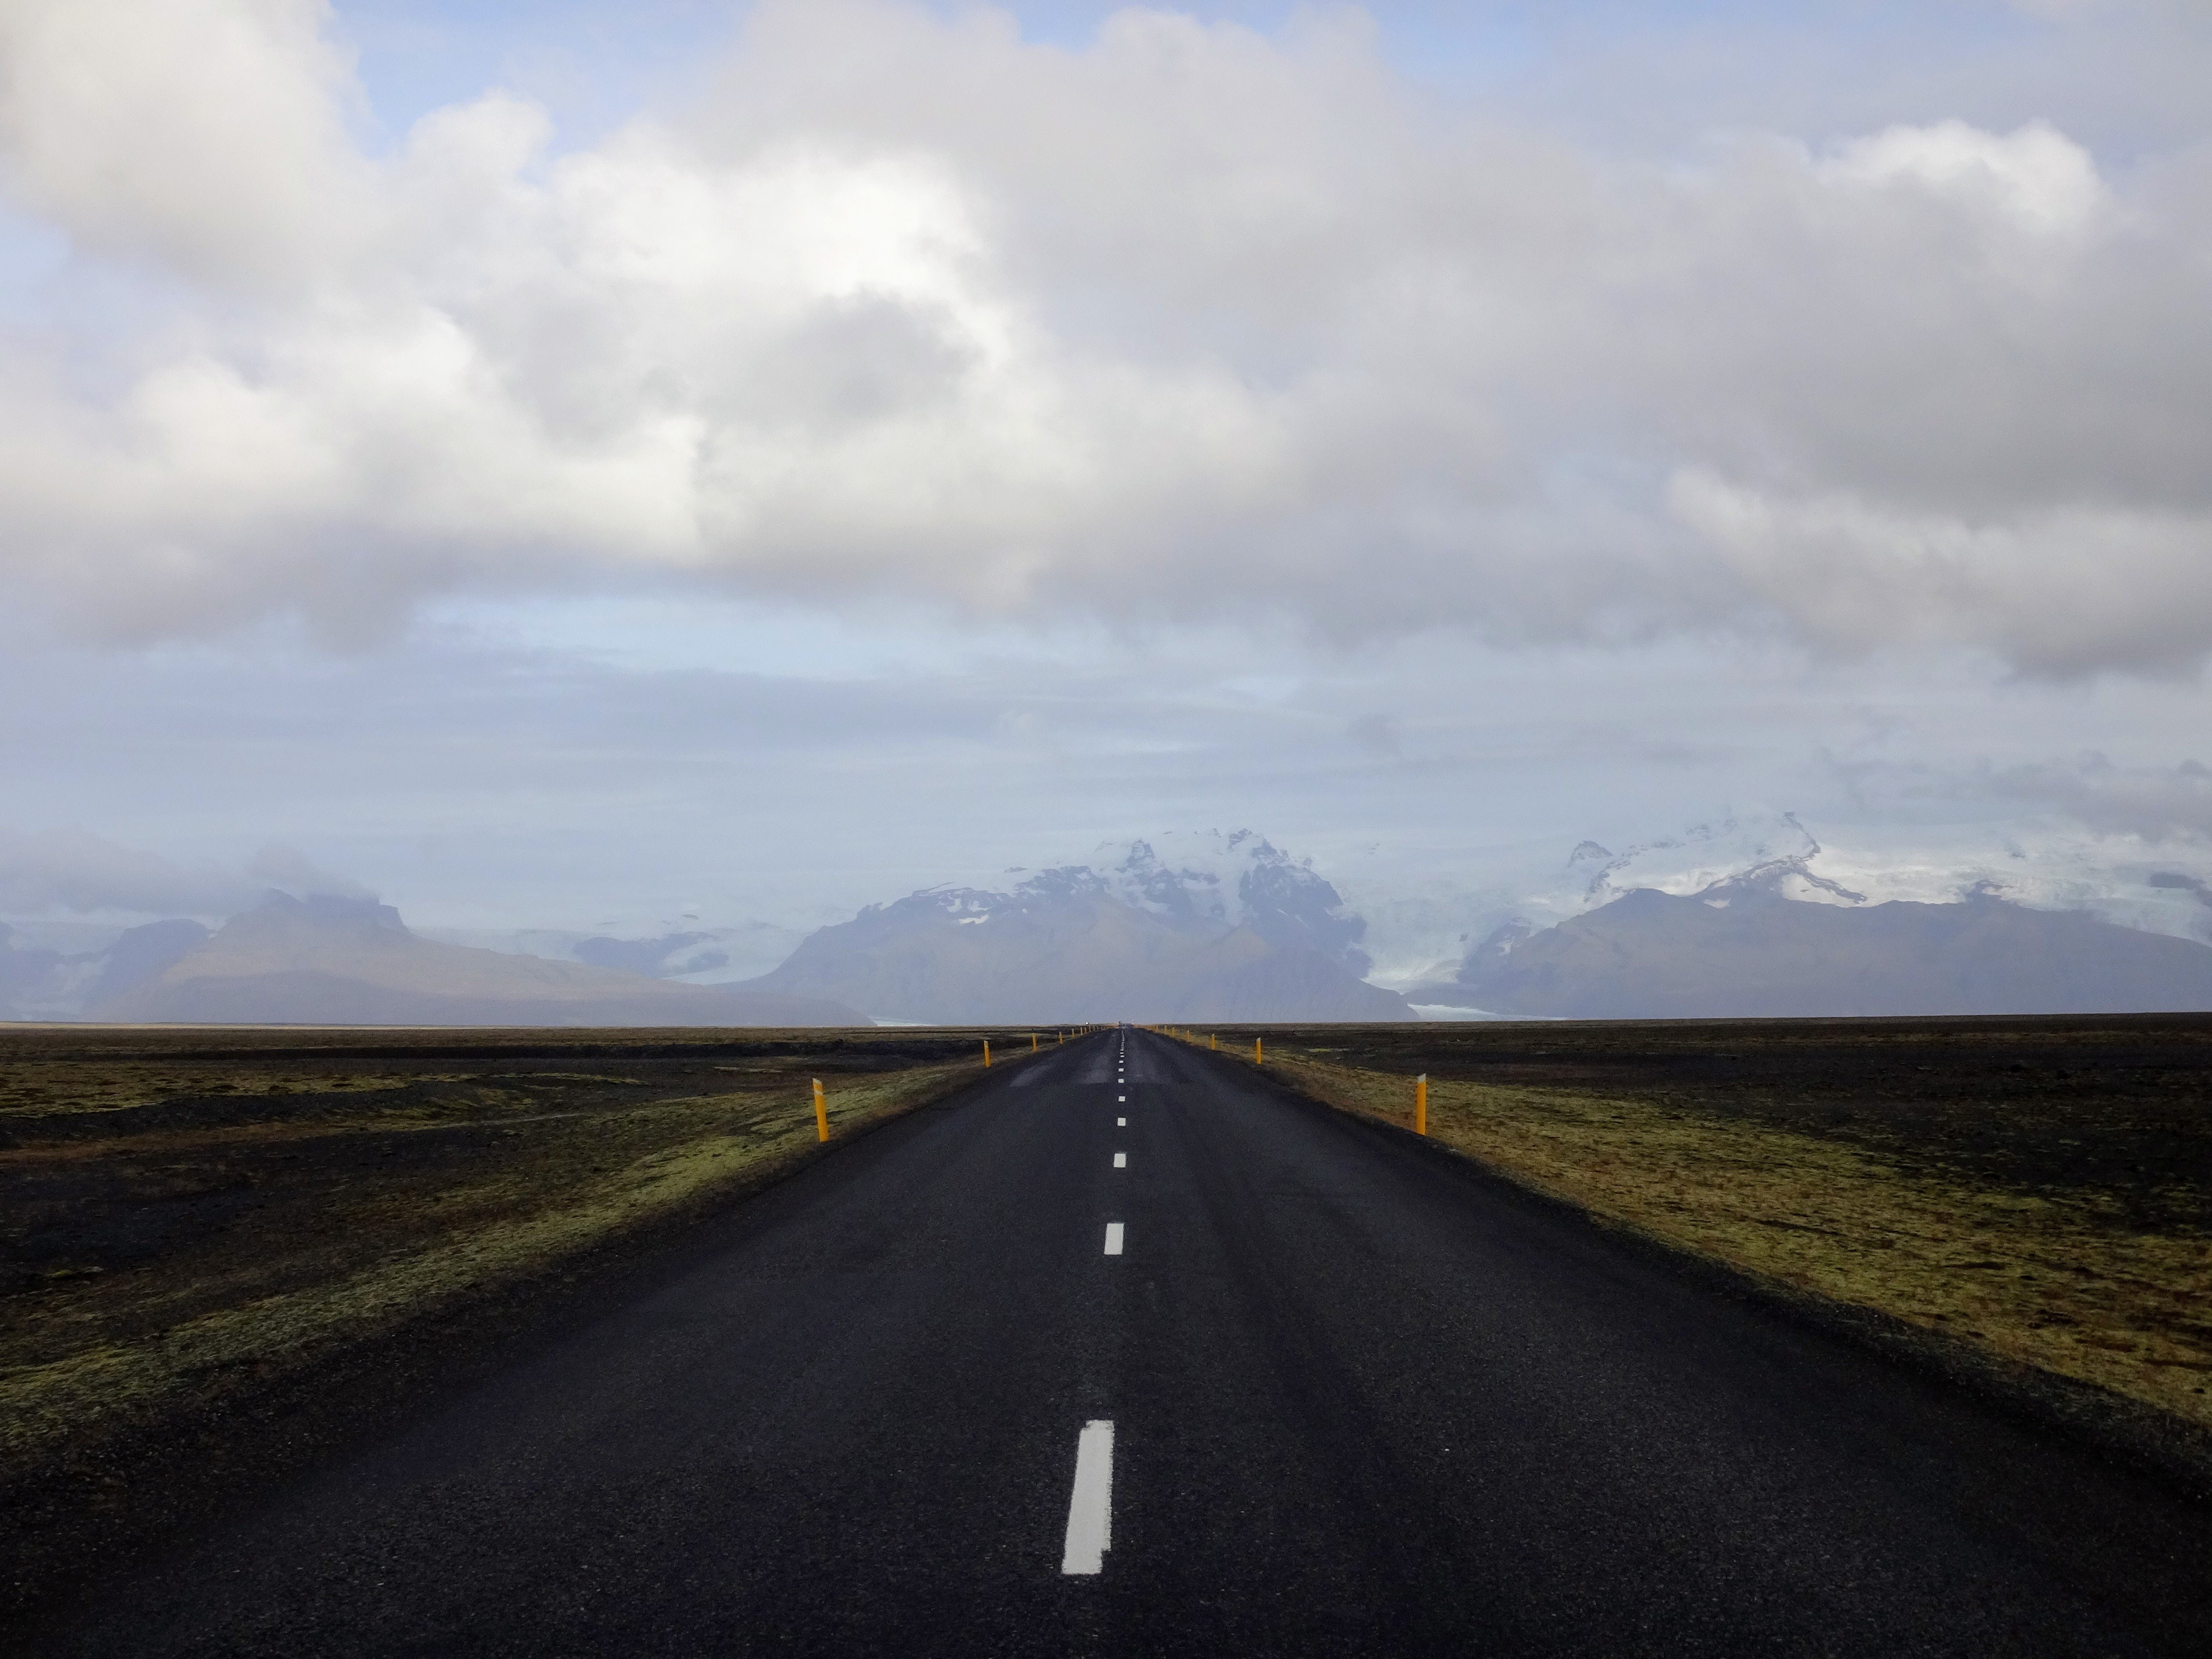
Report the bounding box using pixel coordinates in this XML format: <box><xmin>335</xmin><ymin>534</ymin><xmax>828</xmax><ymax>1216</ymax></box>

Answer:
<box><xmin>1832</xmin><ymin>748</ymin><xmax>2212</xmax><ymax>844</ymax></box>
<box><xmin>0</xmin><ymin>826</ymin><xmax>253</xmax><ymax>915</ymax></box>
<box><xmin>1982</xmin><ymin>754</ymin><xmax>2212</xmax><ymax>839</ymax></box>
<box><xmin>1668</xmin><ymin>474</ymin><xmax>2212</xmax><ymax>676</ymax></box>
<box><xmin>245</xmin><ymin>842</ymin><xmax>377</xmax><ymax>901</ymax></box>
<box><xmin>0</xmin><ymin>1</ymin><xmax>2209</xmax><ymax>671</ymax></box>
<box><xmin>1821</xmin><ymin>119</ymin><xmax>2105</xmax><ymax>238</ymax></box>
<box><xmin>0</xmin><ymin>0</ymin><xmax>367</xmax><ymax>286</ymax></box>
<box><xmin>0</xmin><ymin>825</ymin><xmax>372</xmax><ymax>916</ymax></box>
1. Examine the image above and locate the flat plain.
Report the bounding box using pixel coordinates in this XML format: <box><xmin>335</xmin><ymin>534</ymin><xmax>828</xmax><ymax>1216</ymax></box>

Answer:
<box><xmin>1195</xmin><ymin>1014</ymin><xmax>2212</xmax><ymax>1443</ymax></box>
<box><xmin>0</xmin><ymin>1023</ymin><xmax>1009</xmax><ymax>1627</ymax></box>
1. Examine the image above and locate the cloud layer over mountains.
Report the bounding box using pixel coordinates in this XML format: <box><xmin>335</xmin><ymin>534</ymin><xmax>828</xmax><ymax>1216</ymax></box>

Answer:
<box><xmin>4</xmin><ymin>0</ymin><xmax>2211</xmax><ymax>671</ymax></box>
<box><xmin>0</xmin><ymin>826</ymin><xmax>371</xmax><ymax>918</ymax></box>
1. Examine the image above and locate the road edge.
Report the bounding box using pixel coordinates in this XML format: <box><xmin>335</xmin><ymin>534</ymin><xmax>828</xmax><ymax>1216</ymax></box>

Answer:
<box><xmin>2</xmin><ymin>1044</ymin><xmax>1054</xmax><ymax>1641</ymax></box>
<box><xmin>1186</xmin><ymin>1038</ymin><xmax>2212</xmax><ymax>1502</ymax></box>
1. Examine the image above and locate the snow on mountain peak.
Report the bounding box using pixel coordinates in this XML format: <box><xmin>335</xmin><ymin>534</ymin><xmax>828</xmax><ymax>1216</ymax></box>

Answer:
<box><xmin>1574</xmin><ymin>814</ymin><xmax>1828</xmax><ymax>908</ymax></box>
<box><xmin>1089</xmin><ymin>831</ymin><xmax>1371</xmax><ymax>972</ymax></box>
<box><xmin>1403</xmin><ymin>806</ymin><xmax>2212</xmax><ymax>990</ymax></box>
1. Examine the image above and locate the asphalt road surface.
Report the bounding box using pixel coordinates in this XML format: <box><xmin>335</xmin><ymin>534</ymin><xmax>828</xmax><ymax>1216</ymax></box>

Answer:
<box><xmin>36</xmin><ymin>1027</ymin><xmax>2212</xmax><ymax>1657</ymax></box>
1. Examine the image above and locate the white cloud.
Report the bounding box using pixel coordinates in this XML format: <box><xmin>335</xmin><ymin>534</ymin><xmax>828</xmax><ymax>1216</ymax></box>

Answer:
<box><xmin>0</xmin><ymin>0</ymin><xmax>2208</xmax><ymax>672</ymax></box>
<box><xmin>1821</xmin><ymin>119</ymin><xmax>2106</xmax><ymax>238</ymax></box>
<box><xmin>0</xmin><ymin>0</ymin><xmax>368</xmax><ymax>287</ymax></box>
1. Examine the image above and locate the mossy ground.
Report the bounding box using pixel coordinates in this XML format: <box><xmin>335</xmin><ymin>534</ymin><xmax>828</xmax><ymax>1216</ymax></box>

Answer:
<box><xmin>0</xmin><ymin>1026</ymin><xmax>1024</xmax><ymax>1477</ymax></box>
<box><xmin>1176</xmin><ymin>1016</ymin><xmax>2212</xmax><ymax>1432</ymax></box>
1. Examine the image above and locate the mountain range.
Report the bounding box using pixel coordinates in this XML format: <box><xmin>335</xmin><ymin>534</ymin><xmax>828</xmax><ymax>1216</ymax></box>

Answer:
<box><xmin>8</xmin><ymin>822</ymin><xmax>2212</xmax><ymax>1026</ymax></box>
<box><xmin>1412</xmin><ymin>858</ymin><xmax>2212</xmax><ymax>1018</ymax></box>
<box><xmin>13</xmin><ymin>894</ymin><xmax>858</xmax><ymax>1026</ymax></box>
<box><xmin>738</xmin><ymin>841</ymin><xmax>1407</xmax><ymax>1023</ymax></box>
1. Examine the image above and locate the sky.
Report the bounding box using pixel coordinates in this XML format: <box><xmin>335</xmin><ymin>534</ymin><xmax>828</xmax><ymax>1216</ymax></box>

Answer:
<box><xmin>4</xmin><ymin>0</ymin><xmax>2212</xmax><ymax>982</ymax></box>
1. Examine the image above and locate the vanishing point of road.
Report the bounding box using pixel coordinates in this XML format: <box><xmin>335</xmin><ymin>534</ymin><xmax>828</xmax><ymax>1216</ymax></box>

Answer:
<box><xmin>37</xmin><ymin>1028</ymin><xmax>2212</xmax><ymax>1656</ymax></box>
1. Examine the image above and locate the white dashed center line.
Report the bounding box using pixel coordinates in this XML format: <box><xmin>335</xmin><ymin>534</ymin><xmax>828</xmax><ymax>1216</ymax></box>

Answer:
<box><xmin>1113</xmin><ymin>1152</ymin><xmax>1127</xmax><ymax>1168</ymax></box>
<box><xmin>1061</xmin><ymin>1420</ymin><xmax>1115</xmax><ymax>1575</ymax></box>
<box><xmin>1103</xmin><ymin>1222</ymin><xmax>1125</xmax><ymax>1255</ymax></box>
<box><xmin>1116</xmin><ymin>1116</ymin><xmax>1125</xmax><ymax>1126</ymax></box>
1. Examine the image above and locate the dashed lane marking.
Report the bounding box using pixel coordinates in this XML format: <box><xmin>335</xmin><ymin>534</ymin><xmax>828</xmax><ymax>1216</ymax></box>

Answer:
<box><xmin>1061</xmin><ymin>1421</ymin><xmax>1115</xmax><ymax>1576</ymax></box>
<box><xmin>1104</xmin><ymin>1222</ymin><xmax>1125</xmax><ymax>1255</ymax></box>
<box><xmin>1114</xmin><ymin>1152</ymin><xmax>1127</xmax><ymax>1167</ymax></box>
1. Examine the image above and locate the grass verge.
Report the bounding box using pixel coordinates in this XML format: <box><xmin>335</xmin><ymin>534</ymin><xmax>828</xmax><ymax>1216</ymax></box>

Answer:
<box><xmin>1172</xmin><ymin>1019</ymin><xmax>2212</xmax><ymax>1443</ymax></box>
<box><xmin>0</xmin><ymin>1024</ymin><xmax>1034</xmax><ymax>1626</ymax></box>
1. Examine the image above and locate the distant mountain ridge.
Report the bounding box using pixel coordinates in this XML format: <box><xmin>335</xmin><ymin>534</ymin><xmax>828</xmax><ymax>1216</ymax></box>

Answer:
<box><xmin>37</xmin><ymin>815</ymin><xmax>2205</xmax><ymax>1027</ymax></box>
<box><xmin>1416</xmin><ymin>874</ymin><xmax>2212</xmax><ymax>1018</ymax></box>
<box><xmin>0</xmin><ymin>917</ymin><xmax>211</xmax><ymax>1021</ymax></box>
<box><xmin>742</xmin><ymin>838</ymin><xmax>1409</xmax><ymax>1023</ymax></box>
<box><xmin>4</xmin><ymin>831</ymin><xmax>1400</xmax><ymax>1026</ymax></box>
<box><xmin>92</xmin><ymin>894</ymin><xmax>860</xmax><ymax>1026</ymax></box>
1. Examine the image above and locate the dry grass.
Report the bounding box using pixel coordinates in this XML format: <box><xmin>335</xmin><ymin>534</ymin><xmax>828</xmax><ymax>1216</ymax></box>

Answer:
<box><xmin>1210</xmin><ymin>1035</ymin><xmax>2212</xmax><ymax>1432</ymax></box>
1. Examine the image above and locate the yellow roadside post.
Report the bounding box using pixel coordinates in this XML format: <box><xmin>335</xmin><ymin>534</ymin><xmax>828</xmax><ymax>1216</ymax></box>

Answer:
<box><xmin>1255</xmin><ymin>1036</ymin><xmax>1264</xmax><ymax>1065</ymax></box>
<box><xmin>1415</xmin><ymin>1073</ymin><xmax>1428</xmax><ymax>1136</ymax></box>
<box><xmin>1209</xmin><ymin>1034</ymin><xmax>1216</xmax><ymax>1050</ymax></box>
<box><xmin>984</xmin><ymin>1039</ymin><xmax>992</xmax><ymax>1068</ymax></box>
<box><xmin>812</xmin><ymin>1078</ymin><xmax>829</xmax><ymax>1143</ymax></box>
<box><xmin>1032</xmin><ymin>1033</ymin><xmax>1039</xmax><ymax>1052</ymax></box>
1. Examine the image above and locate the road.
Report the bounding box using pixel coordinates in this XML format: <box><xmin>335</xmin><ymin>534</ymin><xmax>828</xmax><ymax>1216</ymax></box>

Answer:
<box><xmin>36</xmin><ymin>1027</ymin><xmax>2212</xmax><ymax>1656</ymax></box>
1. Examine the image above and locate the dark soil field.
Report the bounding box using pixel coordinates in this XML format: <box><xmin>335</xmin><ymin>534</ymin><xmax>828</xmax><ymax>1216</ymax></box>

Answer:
<box><xmin>0</xmin><ymin>1023</ymin><xmax>1031</xmax><ymax>1630</ymax></box>
<box><xmin>1187</xmin><ymin>1014</ymin><xmax>2212</xmax><ymax>1453</ymax></box>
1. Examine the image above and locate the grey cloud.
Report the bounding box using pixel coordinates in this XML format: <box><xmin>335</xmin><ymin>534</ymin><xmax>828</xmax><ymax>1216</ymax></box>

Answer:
<box><xmin>1346</xmin><ymin>713</ymin><xmax>1400</xmax><ymax>757</ymax></box>
<box><xmin>2</xmin><ymin>3</ymin><xmax>2211</xmax><ymax>672</ymax></box>
<box><xmin>246</xmin><ymin>843</ymin><xmax>378</xmax><ymax>902</ymax></box>
<box><xmin>0</xmin><ymin>826</ymin><xmax>372</xmax><ymax>917</ymax></box>
<box><xmin>0</xmin><ymin>826</ymin><xmax>257</xmax><ymax>916</ymax></box>
<box><xmin>1983</xmin><ymin>755</ymin><xmax>2212</xmax><ymax>839</ymax></box>
<box><xmin>1837</xmin><ymin>750</ymin><xmax>2212</xmax><ymax>841</ymax></box>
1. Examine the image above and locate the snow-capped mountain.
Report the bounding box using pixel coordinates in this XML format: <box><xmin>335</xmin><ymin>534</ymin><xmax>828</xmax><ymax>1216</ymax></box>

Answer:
<box><xmin>739</xmin><ymin>833</ymin><xmax>1404</xmax><ymax>1024</ymax></box>
<box><xmin>1061</xmin><ymin>832</ymin><xmax>1373</xmax><ymax>973</ymax></box>
<box><xmin>1350</xmin><ymin>808</ymin><xmax>2212</xmax><ymax>996</ymax></box>
<box><xmin>1561</xmin><ymin>813</ymin><xmax>2212</xmax><ymax>949</ymax></box>
<box><xmin>1444</xmin><ymin>882</ymin><xmax>2212</xmax><ymax>1019</ymax></box>
<box><xmin>1404</xmin><ymin>810</ymin><xmax>2212</xmax><ymax>1017</ymax></box>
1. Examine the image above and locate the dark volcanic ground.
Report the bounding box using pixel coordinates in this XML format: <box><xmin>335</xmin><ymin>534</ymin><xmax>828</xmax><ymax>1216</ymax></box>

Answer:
<box><xmin>1</xmin><ymin>1025</ymin><xmax>997</xmax><ymax>1632</ymax></box>
<box><xmin>1223</xmin><ymin>1014</ymin><xmax>2212</xmax><ymax>1235</ymax></box>
<box><xmin>22</xmin><ymin>1027</ymin><xmax>2212</xmax><ymax>1658</ymax></box>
